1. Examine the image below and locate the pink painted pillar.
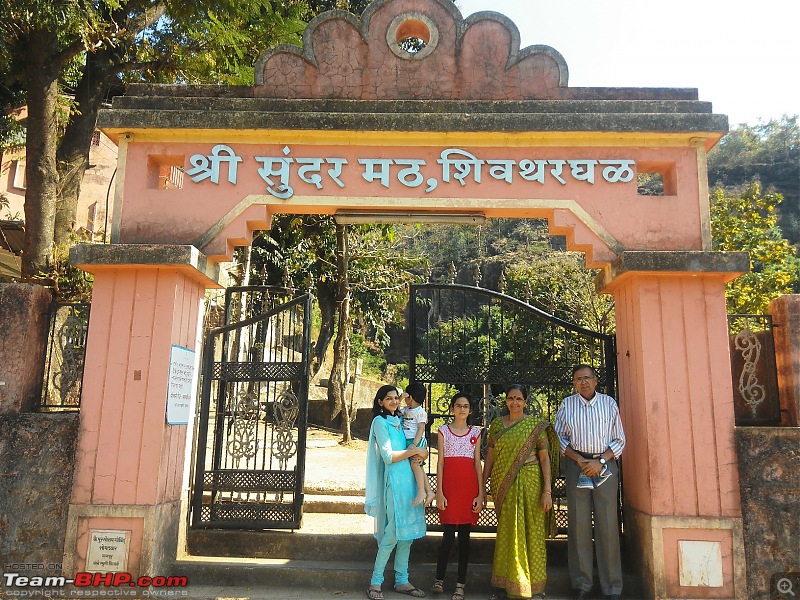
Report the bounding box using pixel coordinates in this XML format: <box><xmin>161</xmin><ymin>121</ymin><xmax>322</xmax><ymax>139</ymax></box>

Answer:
<box><xmin>598</xmin><ymin>251</ymin><xmax>750</xmax><ymax>600</ymax></box>
<box><xmin>63</xmin><ymin>244</ymin><xmax>221</xmax><ymax>577</ymax></box>
<box><xmin>768</xmin><ymin>294</ymin><xmax>800</xmax><ymax>426</ymax></box>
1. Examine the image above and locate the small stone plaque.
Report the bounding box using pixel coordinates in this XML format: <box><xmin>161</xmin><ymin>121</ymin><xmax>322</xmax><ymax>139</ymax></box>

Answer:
<box><xmin>86</xmin><ymin>529</ymin><xmax>130</xmax><ymax>572</ymax></box>
<box><xmin>678</xmin><ymin>540</ymin><xmax>723</xmax><ymax>587</ymax></box>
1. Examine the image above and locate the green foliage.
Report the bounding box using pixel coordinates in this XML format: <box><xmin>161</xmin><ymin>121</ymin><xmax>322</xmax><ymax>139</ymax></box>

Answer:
<box><xmin>504</xmin><ymin>252</ymin><xmax>615</xmax><ymax>334</ymax></box>
<box><xmin>49</xmin><ymin>235</ymin><xmax>94</xmax><ymax>302</ymax></box>
<box><xmin>251</xmin><ymin>215</ymin><xmax>426</xmax><ymax>361</ymax></box>
<box><xmin>133</xmin><ymin>0</ymin><xmax>312</xmax><ymax>86</ymax></box>
<box><xmin>0</xmin><ymin>110</ymin><xmax>26</xmax><ymax>153</ymax></box>
<box><xmin>306</xmin><ymin>0</ymin><xmax>372</xmax><ymax>14</ymax></box>
<box><xmin>708</xmin><ymin>116</ymin><xmax>800</xmax><ymax>245</ymax></box>
<box><xmin>402</xmin><ymin>219</ymin><xmax>552</xmax><ymax>282</ymax></box>
<box><xmin>710</xmin><ymin>182</ymin><xmax>800</xmax><ymax>313</ymax></box>
<box><xmin>349</xmin><ymin>332</ymin><xmax>386</xmax><ymax>377</ymax></box>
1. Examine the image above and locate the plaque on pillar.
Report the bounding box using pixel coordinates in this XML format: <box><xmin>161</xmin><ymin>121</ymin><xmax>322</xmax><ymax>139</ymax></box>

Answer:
<box><xmin>678</xmin><ymin>540</ymin><xmax>723</xmax><ymax>587</ymax></box>
<box><xmin>167</xmin><ymin>345</ymin><xmax>197</xmax><ymax>425</ymax></box>
<box><xmin>86</xmin><ymin>529</ymin><xmax>130</xmax><ymax>572</ymax></box>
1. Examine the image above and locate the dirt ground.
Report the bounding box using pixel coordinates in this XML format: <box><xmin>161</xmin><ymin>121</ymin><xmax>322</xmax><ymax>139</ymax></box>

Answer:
<box><xmin>304</xmin><ymin>425</ymin><xmax>440</xmax><ymax>494</ymax></box>
<box><xmin>304</xmin><ymin>426</ymin><xmax>369</xmax><ymax>493</ymax></box>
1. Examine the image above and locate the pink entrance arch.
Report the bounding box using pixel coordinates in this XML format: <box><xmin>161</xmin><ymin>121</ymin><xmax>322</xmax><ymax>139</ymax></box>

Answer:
<box><xmin>66</xmin><ymin>1</ymin><xmax>749</xmax><ymax>597</ymax></box>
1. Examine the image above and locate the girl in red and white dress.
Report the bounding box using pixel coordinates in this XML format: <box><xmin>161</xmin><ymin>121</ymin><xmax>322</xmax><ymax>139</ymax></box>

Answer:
<box><xmin>431</xmin><ymin>392</ymin><xmax>484</xmax><ymax>600</ymax></box>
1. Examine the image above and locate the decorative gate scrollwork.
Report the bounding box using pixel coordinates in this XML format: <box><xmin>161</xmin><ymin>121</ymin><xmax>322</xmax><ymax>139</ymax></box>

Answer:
<box><xmin>191</xmin><ymin>289</ymin><xmax>312</xmax><ymax>530</ymax></box>
<box><xmin>40</xmin><ymin>302</ymin><xmax>91</xmax><ymax>411</ymax></box>
<box><xmin>727</xmin><ymin>314</ymin><xmax>780</xmax><ymax>425</ymax></box>
<box><xmin>410</xmin><ymin>284</ymin><xmax>618</xmax><ymax>533</ymax></box>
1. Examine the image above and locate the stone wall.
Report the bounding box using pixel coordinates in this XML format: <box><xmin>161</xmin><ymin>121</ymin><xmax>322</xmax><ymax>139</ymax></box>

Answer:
<box><xmin>0</xmin><ymin>283</ymin><xmax>79</xmax><ymax>574</ymax></box>
<box><xmin>0</xmin><ymin>284</ymin><xmax>50</xmax><ymax>414</ymax></box>
<box><xmin>735</xmin><ymin>427</ymin><xmax>800</xmax><ymax>599</ymax></box>
<box><xmin>0</xmin><ymin>412</ymin><xmax>80</xmax><ymax>574</ymax></box>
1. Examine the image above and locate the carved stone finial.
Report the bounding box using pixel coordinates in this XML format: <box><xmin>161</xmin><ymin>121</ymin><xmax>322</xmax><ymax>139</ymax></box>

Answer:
<box><xmin>254</xmin><ymin>0</ymin><xmax>568</xmax><ymax>101</ymax></box>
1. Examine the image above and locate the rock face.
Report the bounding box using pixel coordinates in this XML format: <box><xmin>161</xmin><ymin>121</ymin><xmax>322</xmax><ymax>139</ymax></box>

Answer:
<box><xmin>735</xmin><ymin>427</ymin><xmax>800</xmax><ymax>600</ymax></box>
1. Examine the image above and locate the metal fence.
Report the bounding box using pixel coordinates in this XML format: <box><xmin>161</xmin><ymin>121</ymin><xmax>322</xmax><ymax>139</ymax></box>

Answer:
<box><xmin>727</xmin><ymin>314</ymin><xmax>780</xmax><ymax>425</ymax></box>
<box><xmin>39</xmin><ymin>302</ymin><xmax>91</xmax><ymax>412</ymax></box>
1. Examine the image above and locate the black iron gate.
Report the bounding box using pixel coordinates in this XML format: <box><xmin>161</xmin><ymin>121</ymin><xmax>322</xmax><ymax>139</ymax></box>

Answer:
<box><xmin>410</xmin><ymin>284</ymin><xmax>617</xmax><ymax>532</ymax></box>
<box><xmin>191</xmin><ymin>287</ymin><xmax>312</xmax><ymax>530</ymax></box>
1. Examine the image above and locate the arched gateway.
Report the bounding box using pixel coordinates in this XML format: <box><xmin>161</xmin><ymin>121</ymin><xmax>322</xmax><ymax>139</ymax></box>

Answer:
<box><xmin>65</xmin><ymin>0</ymin><xmax>749</xmax><ymax>597</ymax></box>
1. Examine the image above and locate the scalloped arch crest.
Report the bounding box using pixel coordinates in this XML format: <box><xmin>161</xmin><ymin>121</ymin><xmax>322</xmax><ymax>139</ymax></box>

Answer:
<box><xmin>254</xmin><ymin>0</ymin><xmax>568</xmax><ymax>100</ymax></box>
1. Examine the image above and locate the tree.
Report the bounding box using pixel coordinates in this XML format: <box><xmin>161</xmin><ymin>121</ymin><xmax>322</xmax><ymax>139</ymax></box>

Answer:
<box><xmin>503</xmin><ymin>252</ymin><xmax>616</xmax><ymax>334</ymax></box>
<box><xmin>0</xmin><ymin>0</ymin><xmax>121</xmax><ymax>278</ymax></box>
<box><xmin>1</xmin><ymin>0</ymin><xmax>312</xmax><ymax>278</ymax></box>
<box><xmin>708</xmin><ymin>116</ymin><xmax>800</xmax><ymax>246</ymax></box>
<box><xmin>252</xmin><ymin>217</ymin><xmax>424</xmax><ymax>438</ymax></box>
<box><xmin>252</xmin><ymin>215</ymin><xmax>339</xmax><ymax>378</ymax></box>
<box><xmin>329</xmin><ymin>224</ymin><xmax>354</xmax><ymax>441</ymax></box>
<box><xmin>710</xmin><ymin>182</ymin><xmax>800</xmax><ymax>314</ymax></box>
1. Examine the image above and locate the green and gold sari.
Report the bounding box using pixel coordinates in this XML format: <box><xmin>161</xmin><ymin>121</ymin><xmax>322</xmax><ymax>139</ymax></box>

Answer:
<box><xmin>488</xmin><ymin>415</ymin><xmax>560</xmax><ymax>598</ymax></box>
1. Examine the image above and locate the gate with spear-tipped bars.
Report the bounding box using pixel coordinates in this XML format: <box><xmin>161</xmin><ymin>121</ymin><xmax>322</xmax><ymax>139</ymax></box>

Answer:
<box><xmin>409</xmin><ymin>284</ymin><xmax>619</xmax><ymax>533</ymax></box>
<box><xmin>191</xmin><ymin>287</ymin><xmax>312</xmax><ymax>530</ymax></box>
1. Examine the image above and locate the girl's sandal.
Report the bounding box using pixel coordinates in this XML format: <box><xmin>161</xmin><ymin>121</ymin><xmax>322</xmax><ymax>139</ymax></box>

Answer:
<box><xmin>451</xmin><ymin>584</ymin><xmax>465</xmax><ymax>600</ymax></box>
<box><xmin>366</xmin><ymin>588</ymin><xmax>384</xmax><ymax>600</ymax></box>
<box><xmin>431</xmin><ymin>580</ymin><xmax>445</xmax><ymax>594</ymax></box>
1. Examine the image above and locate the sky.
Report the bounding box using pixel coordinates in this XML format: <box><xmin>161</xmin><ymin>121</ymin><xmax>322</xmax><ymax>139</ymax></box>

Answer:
<box><xmin>456</xmin><ymin>0</ymin><xmax>799</xmax><ymax>127</ymax></box>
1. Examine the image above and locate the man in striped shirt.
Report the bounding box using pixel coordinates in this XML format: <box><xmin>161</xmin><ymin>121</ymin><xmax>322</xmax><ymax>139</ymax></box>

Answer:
<box><xmin>554</xmin><ymin>364</ymin><xmax>626</xmax><ymax>600</ymax></box>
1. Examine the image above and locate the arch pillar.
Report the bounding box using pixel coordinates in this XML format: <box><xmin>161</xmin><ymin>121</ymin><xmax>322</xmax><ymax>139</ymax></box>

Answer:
<box><xmin>597</xmin><ymin>251</ymin><xmax>750</xmax><ymax>599</ymax></box>
<box><xmin>63</xmin><ymin>244</ymin><xmax>222</xmax><ymax>577</ymax></box>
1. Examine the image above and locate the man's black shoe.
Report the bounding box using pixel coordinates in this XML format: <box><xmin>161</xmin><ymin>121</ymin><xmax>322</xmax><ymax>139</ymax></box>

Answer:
<box><xmin>574</xmin><ymin>591</ymin><xmax>590</xmax><ymax>600</ymax></box>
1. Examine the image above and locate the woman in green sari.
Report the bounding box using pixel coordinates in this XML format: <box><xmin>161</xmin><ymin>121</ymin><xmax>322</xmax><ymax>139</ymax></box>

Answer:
<box><xmin>482</xmin><ymin>384</ymin><xmax>560</xmax><ymax>600</ymax></box>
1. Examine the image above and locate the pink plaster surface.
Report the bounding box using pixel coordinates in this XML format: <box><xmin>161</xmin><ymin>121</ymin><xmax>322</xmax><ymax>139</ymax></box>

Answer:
<box><xmin>119</xmin><ymin>142</ymin><xmax>703</xmax><ymax>266</ymax></box>
<box><xmin>72</xmin><ymin>268</ymin><xmax>204</xmax><ymax>506</ymax></box>
<box><xmin>257</xmin><ymin>0</ymin><xmax>566</xmax><ymax>101</ymax></box>
<box><xmin>611</xmin><ymin>273</ymin><xmax>741</xmax><ymax>519</ymax></box>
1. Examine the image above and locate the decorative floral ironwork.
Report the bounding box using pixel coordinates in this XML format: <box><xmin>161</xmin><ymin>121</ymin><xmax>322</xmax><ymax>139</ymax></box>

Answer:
<box><xmin>55</xmin><ymin>314</ymin><xmax>87</xmax><ymax>401</ymax></box>
<box><xmin>40</xmin><ymin>303</ymin><xmax>90</xmax><ymax>411</ymax></box>
<box><xmin>272</xmin><ymin>389</ymin><xmax>299</xmax><ymax>469</ymax></box>
<box><xmin>192</xmin><ymin>290</ymin><xmax>312</xmax><ymax>530</ymax></box>
<box><xmin>733</xmin><ymin>326</ymin><xmax>767</xmax><ymax>418</ymax></box>
<box><xmin>227</xmin><ymin>388</ymin><xmax>260</xmax><ymax>461</ymax></box>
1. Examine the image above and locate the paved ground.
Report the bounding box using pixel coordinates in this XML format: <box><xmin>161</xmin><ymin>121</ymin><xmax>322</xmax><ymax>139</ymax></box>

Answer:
<box><xmin>182</xmin><ymin>585</ymin><xmax>575</xmax><ymax>600</ymax></box>
<box><xmin>172</xmin><ymin>428</ymin><xmax>626</xmax><ymax>599</ymax></box>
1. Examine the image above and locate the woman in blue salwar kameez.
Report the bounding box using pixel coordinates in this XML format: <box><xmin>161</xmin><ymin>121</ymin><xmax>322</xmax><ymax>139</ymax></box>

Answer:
<box><xmin>365</xmin><ymin>384</ymin><xmax>429</xmax><ymax>600</ymax></box>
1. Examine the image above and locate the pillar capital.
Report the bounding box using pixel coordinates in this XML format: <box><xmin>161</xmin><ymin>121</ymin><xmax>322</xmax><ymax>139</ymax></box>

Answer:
<box><xmin>70</xmin><ymin>243</ymin><xmax>224</xmax><ymax>289</ymax></box>
<box><xmin>596</xmin><ymin>250</ymin><xmax>749</xmax><ymax>293</ymax></box>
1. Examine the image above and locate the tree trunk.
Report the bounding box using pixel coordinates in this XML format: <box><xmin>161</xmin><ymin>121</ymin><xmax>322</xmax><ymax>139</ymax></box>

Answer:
<box><xmin>55</xmin><ymin>49</ymin><xmax>117</xmax><ymax>246</ymax></box>
<box><xmin>328</xmin><ymin>225</ymin><xmax>352</xmax><ymax>442</ymax></box>
<box><xmin>21</xmin><ymin>31</ymin><xmax>62</xmax><ymax>279</ymax></box>
<box><xmin>311</xmin><ymin>279</ymin><xmax>336</xmax><ymax>378</ymax></box>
